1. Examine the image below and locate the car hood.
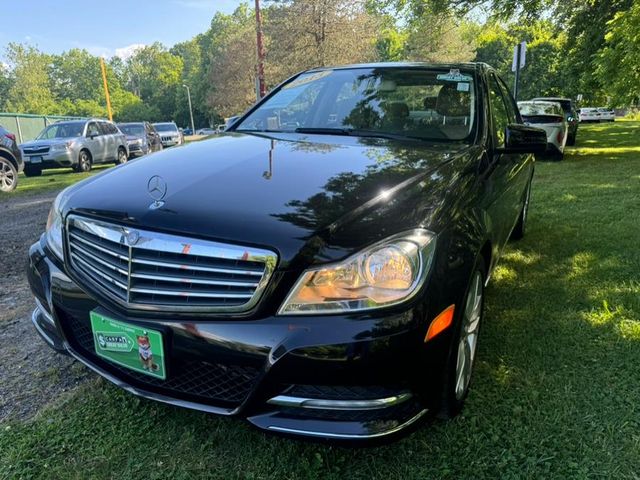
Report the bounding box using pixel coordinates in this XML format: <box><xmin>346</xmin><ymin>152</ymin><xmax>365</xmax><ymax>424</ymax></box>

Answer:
<box><xmin>126</xmin><ymin>135</ymin><xmax>143</xmax><ymax>142</ymax></box>
<box><xmin>65</xmin><ymin>133</ymin><xmax>470</xmax><ymax>267</ymax></box>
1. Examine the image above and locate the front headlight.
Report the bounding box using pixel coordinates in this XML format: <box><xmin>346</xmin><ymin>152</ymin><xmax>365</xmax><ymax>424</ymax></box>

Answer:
<box><xmin>278</xmin><ymin>229</ymin><xmax>436</xmax><ymax>315</ymax></box>
<box><xmin>45</xmin><ymin>188</ymin><xmax>71</xmax><ymax>260</ymax></box>
<box><xmin>51</xmin><ymin>141</ymin><xmax>72</xmax><ymax>151</ymax></box>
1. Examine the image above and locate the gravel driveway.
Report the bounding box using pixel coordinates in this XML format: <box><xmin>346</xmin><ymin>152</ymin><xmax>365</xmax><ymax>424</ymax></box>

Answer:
<box><xmin>0</xmin><ymin>191</ymin><xmax>90</xmax><ymax>422</ymax></box>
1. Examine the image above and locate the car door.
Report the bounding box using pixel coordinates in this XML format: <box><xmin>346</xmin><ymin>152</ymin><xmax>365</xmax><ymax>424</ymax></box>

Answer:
<box><xmin>100</xmin><ymin>122</ymin><xmax>117</xmax><ymax>161</ymax></box>
<box><xmin>84</xmin><ymin>122</ymin><xmax>106</xmax><ymax>163</ymax></box>
<box><xmin>484</xmin><ymin>73</ymin><xmax>524</xmax><ymax>250</ymax></box>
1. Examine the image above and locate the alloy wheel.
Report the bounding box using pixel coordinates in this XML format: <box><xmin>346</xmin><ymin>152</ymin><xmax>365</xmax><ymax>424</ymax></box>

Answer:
<box><xmin>0</xmin><ymin>159</ymin><xmax>16</xmax><ymax>192</ymax></box>
<box><xmin>454</xmin><ymin>270</ymin><xmax>483</xmax><ymax>400</ymax></box>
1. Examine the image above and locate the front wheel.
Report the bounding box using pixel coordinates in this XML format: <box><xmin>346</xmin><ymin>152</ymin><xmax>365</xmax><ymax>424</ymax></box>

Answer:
<box><xmin>74</xmin><ymin>150</ymin><xmax>92</xmax><ymax>173</ymax></box>
<box><xmin>23</xmin><ymin>164</ymin><xmax>42</xmax><ymax>177</ymax></box>
<box><xmin>115</xmin><ymin>147</ymin><xmax>128</xmax><ymax>165</ymax></box>
<box><xmin>438</xmin><ymin>259</ymin><xmax>486</xmax><ymax>419</ymax></box>
<box><xmin>0</xmin><ymin>157</ymin><xmax>18</xmax><ymax>192</ymax></box>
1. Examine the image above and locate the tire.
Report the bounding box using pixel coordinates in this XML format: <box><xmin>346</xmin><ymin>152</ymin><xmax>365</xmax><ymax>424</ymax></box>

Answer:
<box><xmin>0</xmin><ymin>157</ymin><xmax>18</xmax><ymax>192</ymax></box>
<box><xmin>511</xmin><ymin>175</ymin><xmax>532</xmax><ymax>240</ymax></box>
<box><xmin>566</xmin><ymin>133</ymin><xmax>576</xmax><ymax>146</ymax></box>
<box><xmin>115</xmin><ymin>147</ymin><xmax>128</xmax><ymax>165</ymax></box>
<box><xmin>74</xmin><ymin>150</ymin><xmax>92</xmax><ymax>173</ymax></box>
<box><xmin>23</xmin><ymin>164</ymin><xmax>42</xmax><ymax>177</ymax></box>
<box><xmin>438</xmin><ymin>257</ymin><xmax>486</xmax><ymax>419</ymax></box>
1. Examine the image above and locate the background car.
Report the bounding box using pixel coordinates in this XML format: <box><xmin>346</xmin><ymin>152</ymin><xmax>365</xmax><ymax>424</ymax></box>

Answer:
<box><xmin>578</xmin><ymin>107</ymin><xmax>602</xmax><ymax>123</ymax></box>
<box><xmin>152</xmin><ymin>122</ymin><xmax>183</xmax><ymax>147</ymax></box>
<box><xmin>596</xmin><ymin>108</ymin><xmax>615</xmax><ymax>122</ymax></box>
<box><xmin>20</xmin><ymin>119</ymin><xmax>128</xmax><ymax>176</ymax></box>
<box><xmin>182</xmin><ymin>127</ymin><xmax>193</xmax><ymax>136</ymax></box>
<box><xmin>0</xmin><ymin>123</ymin><xmax>24</xmax><ymax>192</ymax></box>
<box><xmin>196</xmin><ymin>127</ymin><xmax>216</xmax><ymax>136</ymax></box>
<box><xmin>117</xmin><ymin>122</ymin><xmax>163</xmax><ymax>158</ymax></box>
<box><xmin>518</xmin><ymin>100</ymin><xmax>568</xmax><ymax>159</ymax></box>
<box><xmin>532</xmin><ymin>97</ymin><xmax>578</xmax><ymax>145</ymax></box>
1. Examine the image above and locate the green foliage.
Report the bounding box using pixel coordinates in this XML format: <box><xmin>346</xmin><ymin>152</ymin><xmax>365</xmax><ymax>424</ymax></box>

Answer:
<box><xmin>1</xmin><ymin>0</ymin><xmax>638</xmax><ymax>127</ymax></box>
<box><xmin>3</xmin><ymin>43</ymin><xmax>58</xmax><ymax>114</ymax></box>
<box><xmin>596</xmin><ymin>2</ymin><xmax>640</xmax><ymax>107</ymax></box>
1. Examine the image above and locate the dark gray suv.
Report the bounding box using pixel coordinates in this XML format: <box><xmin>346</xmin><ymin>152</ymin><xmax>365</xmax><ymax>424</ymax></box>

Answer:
<box><xmin>20</xmin><ymin>119</ymin><xmax>128</xmax><ymax>176</ymax></box>
<box><xmin>0</xmin><ymin>123</ymin><xmax>24</xmax><ymax>192</ymax></box>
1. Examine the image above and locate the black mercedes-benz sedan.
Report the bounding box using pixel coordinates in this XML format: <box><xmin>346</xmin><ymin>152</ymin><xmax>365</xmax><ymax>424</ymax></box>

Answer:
<box><xmin>28</xmin><ymin>62</ymin><xmax>546</xmax><ymax>441</ymax></box>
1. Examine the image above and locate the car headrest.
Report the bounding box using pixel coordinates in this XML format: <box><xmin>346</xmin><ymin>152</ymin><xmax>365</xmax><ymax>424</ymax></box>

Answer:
<box><xmin>423</xmin><ymin>97</ymin><xmax>437</xmax><ymax>110</ymax></box>
<box><xmin>436</xmin><ymin>84</ymin><xmax>470</xmax><ymax>117</ymax></box>
<box><xmin>382</xmin><ymin>101</ymin><xmax>409</xmax><ymax>119</ymax></box>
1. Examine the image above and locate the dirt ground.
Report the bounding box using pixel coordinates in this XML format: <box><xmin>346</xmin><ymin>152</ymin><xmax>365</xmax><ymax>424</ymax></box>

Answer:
<box><xmin>0</xmin><ymin>191</ymin><xmax>90</xmax><ymax>422</ymax></box>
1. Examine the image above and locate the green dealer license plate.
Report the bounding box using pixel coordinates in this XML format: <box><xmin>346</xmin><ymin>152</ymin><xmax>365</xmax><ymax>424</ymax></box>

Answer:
<box><xmin>90</xmin><ymin>311</ymin><xmax>166</xmax><ymax>380</ymax></box>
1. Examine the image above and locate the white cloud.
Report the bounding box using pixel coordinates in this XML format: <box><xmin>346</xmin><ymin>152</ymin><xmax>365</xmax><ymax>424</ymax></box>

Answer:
<box><xmin>115</xmin><ymin>43</ymin><xmax>145</xmax><ymax>60</ymax></box>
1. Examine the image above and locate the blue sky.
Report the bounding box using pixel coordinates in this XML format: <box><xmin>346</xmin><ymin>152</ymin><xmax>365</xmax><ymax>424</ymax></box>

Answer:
<box><xmin>1</xmin><ymin>0</ymin><xmax>244</xmax><ymax>58</ymax></box>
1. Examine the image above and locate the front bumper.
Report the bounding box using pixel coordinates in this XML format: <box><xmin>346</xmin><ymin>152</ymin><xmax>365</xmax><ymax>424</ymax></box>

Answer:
<box><xmin>28</xmin><ymin>240</ymin><xmax>446</xmax><ymax>440</ymax></box>
<box><xmin>24</xmin><ymin>150</ymin><xmax>75</xmax><ymax>169</ymax></box>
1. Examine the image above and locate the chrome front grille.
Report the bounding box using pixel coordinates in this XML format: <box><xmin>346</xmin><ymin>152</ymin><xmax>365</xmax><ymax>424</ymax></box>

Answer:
<box><xmin>66</xmin><ymin>215</ymin><xmax>277</xmax><ymax>313</ymax></box>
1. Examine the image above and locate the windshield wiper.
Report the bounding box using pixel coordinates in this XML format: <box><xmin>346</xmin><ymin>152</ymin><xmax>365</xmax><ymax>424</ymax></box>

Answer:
<box><xmin>294</xmin><ymin>127</ymin><xmax>351</xmax><ymax>135</ymax></box>
<box><xmin>295</xmin><ymin>127</ymin><xmax>428</xmax><ymax>142</ymax></box>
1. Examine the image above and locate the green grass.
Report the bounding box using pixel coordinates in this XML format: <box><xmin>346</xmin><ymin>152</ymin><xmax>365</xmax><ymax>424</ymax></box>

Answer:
<box><xmin>2</xmin><ymin>122</ymin><xmax>639</xmax><ymax>479</ymax></box>
<box><xmin>11</xmin><ymin>165</ymin><xmax>112</xmax><ymax>197</ymax></box>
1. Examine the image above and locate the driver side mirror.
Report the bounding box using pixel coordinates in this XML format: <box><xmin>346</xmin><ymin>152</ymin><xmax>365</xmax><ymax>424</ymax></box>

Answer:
<box><xmin>500</xmin><ymin>124</ymin><xmax>547</xmax><ymax>154</ymax></box>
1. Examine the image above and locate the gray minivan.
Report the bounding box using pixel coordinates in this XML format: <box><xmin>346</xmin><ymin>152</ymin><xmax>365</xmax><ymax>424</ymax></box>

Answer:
<box><xmin>20</xmin><ymin>119</ymin><xmax>128</xmax><ymax>176</ymax></box>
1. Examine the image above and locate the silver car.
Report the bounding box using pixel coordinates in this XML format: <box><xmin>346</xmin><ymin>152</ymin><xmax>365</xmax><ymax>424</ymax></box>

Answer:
<box><xmin>152</xmin><ymin>122</ymin><xmax>184</xmax><ymax>147</ymax></box>
<box><xmin>20</xmin><ymin>119</ymin><xmax>129</xmax><ymax>177</ymax></box>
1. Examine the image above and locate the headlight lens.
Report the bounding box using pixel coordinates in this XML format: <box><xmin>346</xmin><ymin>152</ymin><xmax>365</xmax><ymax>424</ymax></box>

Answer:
<box><xmin>45</xmin><ymin>188</ymin><xmax>70</xmax><ymax>260</ymax></box>
<box><xmin>51</xmin><ymin>141</ymin><xmax>71</xmax><ymax>151</ymax></box>
<box><xmin>278</xmin><ymin>229</ymin><xmax>436</xmax><ymax>315</ymax></box>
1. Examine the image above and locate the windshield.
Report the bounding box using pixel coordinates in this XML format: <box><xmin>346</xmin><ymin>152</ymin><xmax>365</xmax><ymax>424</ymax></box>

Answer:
<box><xmin>37</xmin><ymin>122</ymin><xmax>84</xmax><ymax>140</ymax></box>
<box><xmin>154</xmin><ymin>124</ymin><xmax>177</xmax><ymax>132</ymax></box>
<box><xmin>236</xmin><ymin>67</ymin><xmax>477</xmax><ymax>142</ymax></box>
<box><xmin>119</xmin><ymin>124</ymin><xmax>145</xmax><ymax>136</ymax></box>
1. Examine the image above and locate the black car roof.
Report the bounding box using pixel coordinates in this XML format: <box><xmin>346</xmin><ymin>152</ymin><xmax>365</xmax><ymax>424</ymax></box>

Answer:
<box><xmin>306</xmin><ymin>62</ymin><xmax>486</xmax><ymax>73</ymax></box>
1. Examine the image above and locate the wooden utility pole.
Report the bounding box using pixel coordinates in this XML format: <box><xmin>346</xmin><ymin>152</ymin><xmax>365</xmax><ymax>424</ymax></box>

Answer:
<box><xmin>100</xmin><ymin>57</ymin><xmax>113</xmax><ymax>121</ymax></box>
<box><xmin>254</xmin><ymin>0</ymin><xmax>266</xmax><ymax>99</ymax></box>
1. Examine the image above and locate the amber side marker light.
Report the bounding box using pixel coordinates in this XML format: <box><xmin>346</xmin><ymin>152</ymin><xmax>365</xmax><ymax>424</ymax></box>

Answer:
<box><xmin>425</xmin><ymin>305</ymin><xmax>456</xmax><ymax>342</ymax></box>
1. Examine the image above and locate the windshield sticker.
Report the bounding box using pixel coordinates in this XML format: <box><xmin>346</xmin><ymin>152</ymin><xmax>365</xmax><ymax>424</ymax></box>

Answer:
<box><xmin>283</xmin><ymin>70</ymin><xmax>333</xmax><ymax>90</ymax></box>
<box><xmin>457</xmin><ymin>82</ymin><xmax>470</xmax><ymax>92</ymax></box>
<box><xmin>437</xmin><ymin>69</ymin><xmax>473</xmax><ymax>82</ymax></box>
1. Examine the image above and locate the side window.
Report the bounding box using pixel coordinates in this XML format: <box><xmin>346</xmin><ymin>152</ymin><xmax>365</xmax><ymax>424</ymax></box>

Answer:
<box><xmin>488</xmin><ymin>74</ymin><xmax>509</xmax><ymax>148</ymax></box>
<box><xmin>98</xmin><ymin>122</ymin><xmax>110</xmax><ymax>135</ymax></box>
<box><xmin>497</xmin><ymin>78</ymin><xmax>518</xmax><ymax>124</ymax></box>
<box><xmin>86</xmin><ymin>122</ymin><xmax>100</xmax><ymax>137</ymax></box>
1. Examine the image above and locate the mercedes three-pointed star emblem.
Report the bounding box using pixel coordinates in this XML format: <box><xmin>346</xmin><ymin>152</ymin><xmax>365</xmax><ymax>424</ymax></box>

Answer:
<box><xmin>147</xmin><ymin>175</ymin><xmax>167</xmax><ymax>209</ymax></box>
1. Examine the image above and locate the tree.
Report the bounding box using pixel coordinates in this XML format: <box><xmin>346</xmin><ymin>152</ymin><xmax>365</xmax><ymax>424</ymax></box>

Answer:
<box><xmin>4</xmin><ymin>43</ymin><xmax>57</xmax><ymax>114</ymax></box>
<box><xmin>596</xmin><ymin>2</ymin><xmax>640</xmax><ymax>106</ymax></box>
<box><xmin>265</xmin><ymin>0</ymin><xmax>379</xmax><ymax>79</ymax></box>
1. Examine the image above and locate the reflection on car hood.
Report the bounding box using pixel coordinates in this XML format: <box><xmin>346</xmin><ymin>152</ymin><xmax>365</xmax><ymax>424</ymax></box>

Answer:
<box><xmin>65</xmin><ymin>132</ymin><xmax>470</xmax><ymax>266</ymax></box>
